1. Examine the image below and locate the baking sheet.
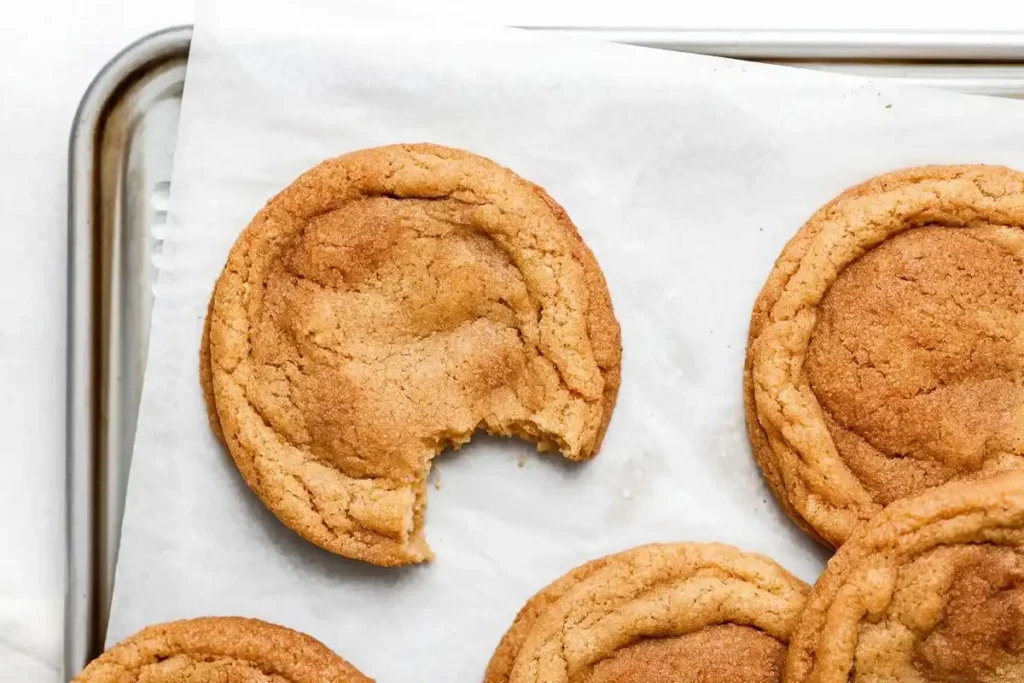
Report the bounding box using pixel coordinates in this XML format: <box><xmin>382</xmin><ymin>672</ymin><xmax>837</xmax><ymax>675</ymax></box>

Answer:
<box><xmin>106</xmin><ymin>1</ymin><xmax>1024</xmax><ymax>680</ymax></box>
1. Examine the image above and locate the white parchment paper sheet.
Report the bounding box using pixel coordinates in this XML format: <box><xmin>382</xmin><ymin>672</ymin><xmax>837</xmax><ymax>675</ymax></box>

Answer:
<box><xmin>107</xmin><ymin>1</ymin><xmax>1024</xmax><ymax>679</ymax></box>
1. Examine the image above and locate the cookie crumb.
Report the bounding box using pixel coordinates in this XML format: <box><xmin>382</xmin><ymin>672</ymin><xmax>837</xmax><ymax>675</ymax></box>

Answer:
<box><xmin>517</xmin><ymin>456</ymin><xmax>527</xmax><ymax>468</ymax></box>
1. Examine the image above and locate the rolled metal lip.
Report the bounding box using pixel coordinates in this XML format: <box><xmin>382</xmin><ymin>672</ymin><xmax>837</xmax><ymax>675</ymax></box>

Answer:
<box><xmin>66</xmin><ymin>25</ymin><xmax>191</xmax><ymax>679</ymax></box>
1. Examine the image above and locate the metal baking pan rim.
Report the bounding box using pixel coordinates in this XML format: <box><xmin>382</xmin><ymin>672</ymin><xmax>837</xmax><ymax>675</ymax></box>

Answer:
<box><xmin>69</xmin><ymin>26</ymin><xmax>1024</xmax><ymax>68</ymax></box>
<box><xmin>529</xmin><ymin>27</ymin><xmax>1024</xmax><ymax>61</ymax></box>
<box><xmin>65</xmin><ymin>23</ymin><xmax>192</xmax><ymax>682</ymax></box>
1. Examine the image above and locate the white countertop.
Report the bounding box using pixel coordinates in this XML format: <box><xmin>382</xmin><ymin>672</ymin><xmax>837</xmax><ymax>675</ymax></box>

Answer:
<box><xmin>2</xmin><ymin>0</ymin><xmax>1021</xmax><ymax>680</ymax></box>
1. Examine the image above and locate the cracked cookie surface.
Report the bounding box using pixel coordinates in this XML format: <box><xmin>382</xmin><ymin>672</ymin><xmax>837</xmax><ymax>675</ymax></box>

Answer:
<box><xmin>485</xmin><ymin>542</ymin><xmax>809</xmax><ymax>683</ymax></box>
<box><xmin>206</xmin><ymin>143</ymin><xmax>621</xmax><ymax>566</ymax></box>
<box><xmin>745</xmin><ymin>165</ymin><xmax>1024</xmax><ymax>547</ymax></box>
<box><xmin>786</xmin><ymin>471</ymin><xmax>1024</xmax><ymax>683</ymax></box>
<box><xmin>73</xmin><ymin>617</ymin><xmax>370</xmax><ymax>682</ymax></box>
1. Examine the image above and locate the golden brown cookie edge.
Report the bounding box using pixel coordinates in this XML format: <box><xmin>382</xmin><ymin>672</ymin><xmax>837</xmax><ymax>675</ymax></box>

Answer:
<box><xmin>528</xmin><ymin>181</ymin><xmax>622</xmax><ymax>458</ymax></box>
<box><xmin>199</xmin><ymin>285</ymin><xmax>225</xmax><ymax>445</ymax></box>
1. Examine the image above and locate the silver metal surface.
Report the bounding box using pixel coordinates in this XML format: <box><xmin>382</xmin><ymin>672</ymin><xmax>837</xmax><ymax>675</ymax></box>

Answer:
<box><xmin>536</xmin><ymin>28</ymin><xmax>1024</xmax><ymax>61</ymax></box>
<box><xmin>67</xmin><ymin>23</ymin><xmax>1024</xmax><ymax>678</ymax></box>
<box><xmin>66</xmin><ymin>24</ymin><xmax>189</xmax><ymax>679</ymax></box>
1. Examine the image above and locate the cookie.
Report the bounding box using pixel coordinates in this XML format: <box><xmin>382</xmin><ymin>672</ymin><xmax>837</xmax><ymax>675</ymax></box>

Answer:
<box><xmin>73</xmin><ymin>616</ymin><xmax>370</xmax><ymax>682</ymax></box>
<box><xmin>745</xmin><ymin>165</ymin><xmax>1024</xmax><ymax>547</ymax></box>
<box><xmin>207</xmin><ymin>143</ymin><xmax>621</xmax><ymax>566</ymax></box>
<box><xmin>786</xmin><ymin>470</ymin><xmax>1024</xmax><ymax>683</ymax></box>
<box><xmin>487</xmin><ymin>542</ymin><xmax>810</xmax><ymax>683</ymax></box>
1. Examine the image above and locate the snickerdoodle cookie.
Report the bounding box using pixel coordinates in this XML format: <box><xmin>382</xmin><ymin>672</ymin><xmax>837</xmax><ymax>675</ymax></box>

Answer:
<box><xmin>787</xmin><ymin>471</ymin><xmax>1024</xmax><ymax>683</ymax></box>
<box><xmin>206</xmin><ymin>143</ymin><xmax>621</xmax><ymax>566</ymax></box>
<box><xmin>486</xmin><ymin>542</ymin><xmax>809</xmax><ymax>683</ymax></box>
<box><xmin>746</xmin><ymin>165</ymin><xmax>1024</xmax><ymax>547</ymax></box>
<box><xmin>73</xmin><ymin>616</ymin><xmax>370</xmax><ymax>682</ymax></box>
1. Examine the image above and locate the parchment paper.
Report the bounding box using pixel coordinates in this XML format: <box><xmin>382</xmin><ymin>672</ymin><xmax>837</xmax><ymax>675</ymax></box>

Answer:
<box><xmin>107</xmin><ymin>1</ymin><xmax>1024</xmax><ymax>679</ymax></box>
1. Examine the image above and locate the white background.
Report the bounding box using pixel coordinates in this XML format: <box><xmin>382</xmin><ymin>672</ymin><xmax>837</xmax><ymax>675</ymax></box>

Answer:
<box><xmin>2</xmin><ymin>0</ymin><xmax>1023</xmax><ymax>680</ymax></box>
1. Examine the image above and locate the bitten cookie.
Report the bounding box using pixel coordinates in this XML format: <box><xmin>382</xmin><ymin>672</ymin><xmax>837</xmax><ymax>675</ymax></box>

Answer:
<box><xmin>786</xmin><ymin>471</ymin><xmax>1024</xmax><ymax>683</ymax></box>
<box><xmin>486</xmin><ymin>542</ymin><xmax>810</xmax><ymax>683</ymax></box>
<box><xmin>745</xmin><ymin>165</ymin><xmax>1024</xmax><ymax>547</ymax></box>
<box><xmin>206</xmin><ymin>143</ymin><xmax>622</xmax><ymax>567</ymax></box>
<box><xmin>73</xmin><ymin>616</ymin><xmax>370</xmax><ymax>682</ymax></box>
